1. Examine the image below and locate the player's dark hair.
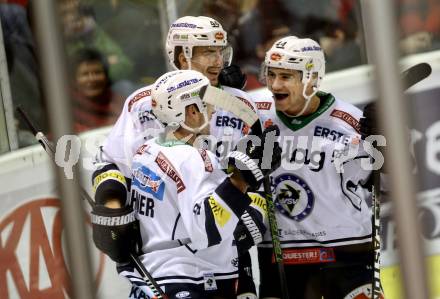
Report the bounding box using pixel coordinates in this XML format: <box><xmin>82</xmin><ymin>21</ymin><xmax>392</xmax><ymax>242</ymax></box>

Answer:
<box><xmin>174</xmin><ymin>46</ymin><xmax>183</xmax><ymax>69</ymax></box>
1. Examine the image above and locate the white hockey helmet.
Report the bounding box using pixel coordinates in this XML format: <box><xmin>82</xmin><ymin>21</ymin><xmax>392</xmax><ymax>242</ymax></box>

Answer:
<box><xmin>166</xmin><ymin>16</ymin><xmax>233</xmax><ymax>70</ymax></box>
<box><xmin>264</xmin><ymin>36</ymin><xmax>326</xmax><ymax>115</ymax></box>
<box><xmin>151</xmin><ymin>70</ymin><xmax>211</xmax><ymax>133</ymax></box>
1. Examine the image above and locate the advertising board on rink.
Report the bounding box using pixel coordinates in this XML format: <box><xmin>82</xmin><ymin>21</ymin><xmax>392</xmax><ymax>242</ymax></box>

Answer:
<box><xmin>0</xmin><ymin>131</ymin><xmax>130</xmax><ymax>299</ymax></box>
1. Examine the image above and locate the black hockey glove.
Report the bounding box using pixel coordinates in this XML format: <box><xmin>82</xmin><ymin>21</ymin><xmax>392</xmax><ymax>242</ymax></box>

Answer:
<box><xmin>360</xmin><ymin>102</ymin><xmax>382</xmax><ymax>140</ymax></box>
<box><xmin>91</xmin><ymin>204</ymin><xmax>140</xmax><ymax>263</ymax></box>
<box><xmin>226</xmin><ymin>125</ymin><xmax>282</xmax><ymax>190</ymax></box>
<box><xmin>234</xmin><ymin>207</ymin><xmax>267</xmax><ymax>256</ymax></box>
<box><xmin>218</xmin><ymin>64</ymin><xmax>247</xmax><ymax>90</ymax></box>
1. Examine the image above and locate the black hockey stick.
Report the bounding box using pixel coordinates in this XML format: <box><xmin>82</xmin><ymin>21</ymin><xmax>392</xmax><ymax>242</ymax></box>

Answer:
<box><xmin>250</xmin><ymin>122</ymin><xmax>290</xmax><ymax>299</ymax></box>
<box><xmin>16</xmin><ymin>107</ymin><xmax>167</xmax><ymax>299</ymax></box>
<box><xmin>370</xmin><ymin>62</ymin><xmax>432</xmax><ymax>299</ymax></box>
<box><xmin>200</xmin><ymin>86</ymin><xmax>290</xmax><ymax>299</ymax></box>
<box><xmin>401</xmin><ymin>62</ymin><xmax>432</xmax><ymax>91</ymax></box>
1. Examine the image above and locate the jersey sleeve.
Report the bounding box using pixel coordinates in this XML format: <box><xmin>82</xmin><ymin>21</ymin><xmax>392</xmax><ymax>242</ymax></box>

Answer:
<box><xmin>335</xmin><ymin>140</ymin><xmax>373</xmax><ymax>212</ymax></box>
<box><xmin>176</xmin><ymin>150</ymin><xmax>251</xmax><ymax>250</ymax></box>
<box><xmin>98</xmin><ymin>87</ymin><xmax>163</xmax><ymax>177</ymax></box>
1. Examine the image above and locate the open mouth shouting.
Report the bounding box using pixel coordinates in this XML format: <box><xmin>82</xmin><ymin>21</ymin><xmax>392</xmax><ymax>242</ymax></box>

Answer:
<box><xmin>273</xmin><ymin>93</ymin><xmax>289</xmax><ymax>101</ymax></box>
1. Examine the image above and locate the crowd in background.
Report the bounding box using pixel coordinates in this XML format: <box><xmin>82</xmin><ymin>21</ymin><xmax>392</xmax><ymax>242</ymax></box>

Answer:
<box><xmin>0</xmin><ymin>0</ymin><xmax>439</xmax><ymax>148</ymax></box>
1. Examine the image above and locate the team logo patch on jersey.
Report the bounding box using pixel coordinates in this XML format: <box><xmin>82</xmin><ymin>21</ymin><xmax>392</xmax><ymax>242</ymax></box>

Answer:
<box><xmin>128</xmin><ymin>89</ymin><xmax>151</xmax><ymax>112</ymax></box>
<box><xmin>330</xmin><ymin>109</ymin><xmax>361</xmax><ymax>133</ymax></box>
<box><xmin>132</xmin><ymin>163</ymin><xmax>165</xmax><ymax>201</ymax></box>
<box><xmin>273</xmin><ymin>174</ymin><xmax>314</xmax><ymax>221</ymax></box>
<box><xmin>155</xmin><ymin>152</ymin><xmax>186</xmax><ymax>193</ymax></box>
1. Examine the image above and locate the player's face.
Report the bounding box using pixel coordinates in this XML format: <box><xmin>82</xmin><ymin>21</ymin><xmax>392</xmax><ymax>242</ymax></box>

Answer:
<box><xmin>190</xmin><ymin>46</ymin><xmax>224</xmax><ymax>86</ymax></box>
<box><xmin>185</xmin><ymin>103</ymin><xmax>215</xmax><ymax>136</ymax></box>
<box><xmin>266</xmin><ymin>67</ymin><xmax>312</xmax><ymax>115</ymax></box>
<box><xmin>75</xmin><ymin>61</ymin><xmax>108</xmax><ymax>99</ymax></box>
<box><xmin>201</xmin><ymin>103</ymin><xmax>215</xmax><ymax>135</ymax></box>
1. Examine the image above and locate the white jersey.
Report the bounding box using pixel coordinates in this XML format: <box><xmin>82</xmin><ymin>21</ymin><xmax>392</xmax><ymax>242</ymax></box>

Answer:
<box><xmin>97</xmin><ymin>83</ymin><xmax>256</xmax><ymax>290</ymax></box>
<box><xmin>128</xmin><ymin>138</ymin><xmax>249</xmax><ymax>285</ymax></box>
<box><xmin>253</xmin><ymin>91</ymin><xmax>372</xmax><ymax>249</ymax></box>
<box><xmin>101</xmin><ymin>84</ymin><xmax>255</xmax><ymax>177</ymax></box>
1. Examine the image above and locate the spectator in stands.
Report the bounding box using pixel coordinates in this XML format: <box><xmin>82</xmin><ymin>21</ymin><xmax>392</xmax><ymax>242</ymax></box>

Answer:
<box><xmin>317</xmin><ymin>18</ymin><xmax>363</xmax><ymax>72</ymax></box>
<box><xmin>59</xmin><ymin>0</ymin><xmax>133</xmax><ymax>82</ymax></box>
<box><xmin>69</xmin><ymin>48</ymin><xmax>124</xmax><ymax>133</ymax></box>
<box><xmin>0</xmin><ymin>0</ymin><xmax>46</xmax><ymax>146</ymax></box>
<box><xmin>399</xmin><ymin>0</ymin><xmax>440</xmax><ymax>54</ymax></box>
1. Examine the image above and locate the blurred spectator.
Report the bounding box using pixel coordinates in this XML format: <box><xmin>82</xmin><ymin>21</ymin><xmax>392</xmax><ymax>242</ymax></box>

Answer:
<box><xmin>248</xmin><ymin>24</ymin><xmax>291</xmax><ymax>90</ymax></box>
<box><xmin>291</xmin><ymin>0</ymin><xmax>363</xmax><ymax>72</ymax></box>
<box><xmin>90</xmin><ymin>0</ymin><xmax>166</xmax><ymax>85</ymax></box>
<box><xmin>59</xmin><ymin>0</ymin><xmax>133</xmax><ymax>83</ymax></box>
<box><xmin>69</xmin><ymin>48</ymin><xmax>124</xmax><ymax>133</ymax></box>
<box><xmin>316</xmin><ymin>4</ymin><xmax>363</xmax><ymax>73</ymax></box>
<box><xmin>0</xmin><ymin>0</ymin><xmax>46</xmax><ymax>146</ymax></box>
<box><xmin>398</xmin><ymin>0</ymin><xmax>440</xmax><ymax>54</ymax></box>
<box><xmin>202</xmin><ymin>0</ymin><xmax>293</xmax><ymax>90</ymax></box>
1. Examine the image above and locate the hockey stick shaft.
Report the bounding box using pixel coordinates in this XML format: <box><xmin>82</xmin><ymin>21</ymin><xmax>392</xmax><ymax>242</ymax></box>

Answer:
<box><xmin>251</xmin><ymin>121</ymin><xmax>290</xmax><ymax>299</ymax></box>
<box><xmin>201</xmin><ymin>86</ymin><xmax>290</xmax><ymax>298</ymax></box>
<box><xmin>263</xmin><ymin>179</ymin><xmax>290</xmax><ymax>299</ymax></box>
<box><xmin>16</xmin><ymin>107</ymin><xmax>167</xmax><ymax>299</ymax></box>
<box><xmin>372</xmin><ymin>174</ymin><xmax>382</xmax><ymax>299</ymax></box>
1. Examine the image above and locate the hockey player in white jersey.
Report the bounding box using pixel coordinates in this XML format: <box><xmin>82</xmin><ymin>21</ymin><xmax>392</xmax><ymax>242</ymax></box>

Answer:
<box><xmin>93</xmin><ymin>15</ymin><xmax>260</xmax><ymax>298</ymax></box>
<box><xmin>92</xmin><ymin>69</ymin><xmax>281</xmax><ymax>298</ymax></box>
<box><xmin>253</xmin><ymin>36</ymin><xmax>385</xmax><ymax>298</ymax></box>
<box><xmin>100</xmin><ymin>15</ymin><xmax>254</xmax><ymax>177</ymax></box>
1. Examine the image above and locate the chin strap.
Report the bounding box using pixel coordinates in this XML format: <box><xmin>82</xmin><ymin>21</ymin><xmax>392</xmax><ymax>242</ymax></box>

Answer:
<box><xmin>293</xmin><ymin>76</ymin><xmax>319</xmax><ymax>117</ymax></box>
<box><xmin>180</xmin><ymin>111</ymin><xmax>210</xmax><ymax>134</ymax></box>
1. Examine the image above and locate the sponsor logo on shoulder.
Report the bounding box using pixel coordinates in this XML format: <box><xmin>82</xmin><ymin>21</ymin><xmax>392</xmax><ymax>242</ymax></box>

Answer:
<box><xmin>330</xmin><ymin>109</ymin><xmax>360</xmax><ymax>133</ymax></box>
<box><xmin>256</xmin><ymin>101</ymin><xmax>272</xmax><ymax>110</ymax></box>
<box><xmin>128</xmin><ymin>89</ymin><xmax>151</xmax><ymax>112</ymax></box>
<box><xmin>155</xmin><ymin>152</ymin><xmax>186</xmax><ymax>193</ymax></box>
